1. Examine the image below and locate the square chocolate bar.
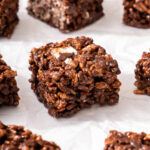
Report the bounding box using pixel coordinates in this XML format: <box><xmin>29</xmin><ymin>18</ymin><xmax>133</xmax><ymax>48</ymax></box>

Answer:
<box><xmin>123</xmin><ymin>0</ymin><xmax>150</xmax><ymax>28</ymax></box>
<box><xmin>27</xmin><ymin>0</ymin><xmax>104</xmax><ymax>32</ymax></box>
<box><xmin>29</xmin><ymin>36</ymin><xmax>121</xmax><ymax>118</ymax></box>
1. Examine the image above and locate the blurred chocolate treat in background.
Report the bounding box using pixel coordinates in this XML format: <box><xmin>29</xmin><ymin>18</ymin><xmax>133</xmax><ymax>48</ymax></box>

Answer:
<box><xmin>0</xmin><ymin>0</ymin><xmax>19</xmax><ymax>38</ymax></box>
<box><xmin>0</xmin><ymin>54</ymin><xmax>20</xmax><ymax>106</ymax></box>
<box><xmin>27</xmin><ymin>0</ymin><xmax>104</xmax><ymax>32</ymax></box>
<box><xmin>104</xmin><ymin>130</ymin><xmax>150</xmax><ymax>150</ymax></box>
<box><xmin>0</xmin><ymin>121</ymin><xmax>61</xmax><ymax>150</ymax></box>
<box><xmin>29</xmin><ymin>36</ymin><xmax>121</xmax><ymax>118</ymax></box>
<box><xmin>134</xmin><ymin>51</ymin><xmax>150</xmax><ymax>95</ymax></box>
<box><xmin>123</xmin><ymin>0</ymin><xmax>150</xmax><ymax>28</ymax></box>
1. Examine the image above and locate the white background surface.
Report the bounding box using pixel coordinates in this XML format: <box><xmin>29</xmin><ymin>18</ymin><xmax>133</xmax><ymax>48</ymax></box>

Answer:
<box><xmin>0</xmin><ymin>0</ymin><xmax>150</xmax><ymax>149</ymax></box>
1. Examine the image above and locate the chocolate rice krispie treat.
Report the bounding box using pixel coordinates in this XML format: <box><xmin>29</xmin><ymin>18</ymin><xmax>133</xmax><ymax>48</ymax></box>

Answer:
<box><xmin>134</xmin><ymin>51</ymin><xmax>150</xmax><ymax>95</ymax></box>
<box><xmin>27</xmin><ymin>0</ymin><xmax>104</xmax><ymax>33</ymax></box>
<box><xmin>29</xmin><ymin>36</ymin><xmax>121</xmax><ymax>118</ymax></box>
<box><xmin>104</xmin><ymin>130</ymin><xmax>150</xmax><ymax>150</ymax></box>
<box><xmin>0</xmin><ymin>121</ymin><xmax>61</xmax><ymax>150</ymax></box>
<box><xmin>123</xmin><ymin>0</ymin><xmax>150</xmax><ymax>28</ymax></box>
<box><xmin>0</xmin><ymin>0</ymin><xmax>19</xmax><ymax>38</ymax></box>
<box><xmin>0</xmin><ymin>54</ymin><xmax>19</xmax><ymax>106</ymax></box>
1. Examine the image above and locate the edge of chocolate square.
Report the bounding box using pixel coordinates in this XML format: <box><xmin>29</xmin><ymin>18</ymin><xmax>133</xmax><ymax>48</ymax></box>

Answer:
<box><xmin>0</xmin><ymin>121</ymin><xmax>61</xmax><ymax>150</ymax></box>
<box><xmin>0</xmin><ymin>0</ymin><xmax>19</xmax><ymax>38</ymax></box>
<box><xmin>134</xmin><ymin>51</ymin><xmax>150</xmax><ymax>95</ymax></box>
<box><xmin>27</xmin><ymin>0</ymin><xmax>104</xmax><ymax>32</ymax></box>
<box><xmin>0</xmin><ymin>54</ymin><xmax>20</xmax><ymax>106</ymax></box>
<box><xmin>104</xmin><ymin>130</ymin><xmax>150</xmax><ymax>150</ymax></box>
<box><xmin>123</xmin><ymin>0</ymin><xmax>150</xmax><ymax>28</ymax></box>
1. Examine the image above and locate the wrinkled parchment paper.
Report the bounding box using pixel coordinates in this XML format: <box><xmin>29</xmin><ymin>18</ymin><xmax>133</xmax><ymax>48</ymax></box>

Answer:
<box><xmin>1</xmin><ymin>0</ymin><xmax>150</xmax><ymax>149</ymax></box>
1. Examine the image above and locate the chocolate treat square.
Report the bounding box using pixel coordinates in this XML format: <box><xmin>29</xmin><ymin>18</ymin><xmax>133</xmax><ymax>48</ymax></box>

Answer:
<box><xmin>27</xmin><ymin>0</ymin><xmax>104</xmax><ymax>32</ymax></box>
<box><xmin>0</xmin><ymin>54</ymin><xmax>20</xmax><ymax>106</ymax></box>
<box><xmin>0</xmin><ymin>121</ymin><xmax>61</xmax><ymax>150</ymax></box>
<box><xmin>134</xmin><ymin>51</ymin><xmax>150</xmax><ymax>95</ymax></box>
<box><xmin>29</xmin><ymin>36</ymin><xmax>121</xmax><ymax>118</ymax></box>
<box><xmin>104</xmin><ymin>130</ymin><xmax>150</xmax><ymax>150</ymax></box>
<box><xmin>0</xmin><ymin>0</ymin><xmax>19</xmax><ymax>38</ymax></box>
<box><xmin>123</xmin><ymin>0</ymin><xmax>150</xmax><ymax>28</ymax></box>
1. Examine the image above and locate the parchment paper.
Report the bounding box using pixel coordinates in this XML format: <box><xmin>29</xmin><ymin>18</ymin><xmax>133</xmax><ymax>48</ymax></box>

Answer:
<box><xmin>1</xmin><ymin>0</ymin><xmax>150</xmax><ymax>149</ymax></box>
